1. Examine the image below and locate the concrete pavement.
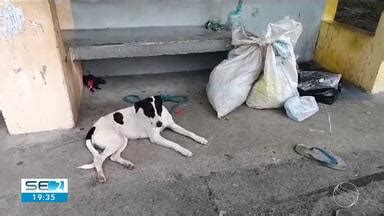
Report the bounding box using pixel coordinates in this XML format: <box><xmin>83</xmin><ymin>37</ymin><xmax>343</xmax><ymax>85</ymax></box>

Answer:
<box><xmin>1</xmin><ymin>70</ymin><xmax>383</xmax><ymax>215</ymax></box>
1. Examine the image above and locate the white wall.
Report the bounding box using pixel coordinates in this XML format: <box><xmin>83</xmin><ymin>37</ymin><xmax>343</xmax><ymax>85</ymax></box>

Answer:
<box><xmin>60</xmin><ymin>0</ymin><xmax>325</xmax><ymax>61</ymax></box>
<box><xmin>55</xmin><ymin>0</ymin><xmax>326</xmax><ymax>76</ymax></box>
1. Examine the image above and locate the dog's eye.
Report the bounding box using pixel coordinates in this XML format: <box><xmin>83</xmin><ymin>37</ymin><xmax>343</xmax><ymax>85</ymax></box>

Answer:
<box><xmin>156</xmin><ymin>121</ymin><xmax>163</xmax><ymax>127</ymax></box>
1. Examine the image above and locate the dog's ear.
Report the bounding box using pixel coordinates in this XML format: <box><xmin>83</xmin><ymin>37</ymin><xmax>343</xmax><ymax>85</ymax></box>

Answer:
<box><xmin>154</xmin><ymin>95</ymin><xmax>163</xmax><ymax>116</ymax></box>
<box><xmin>134</xmin><ymin>97</ymin><xmax>155</xmax><ymax>118</ymax></box>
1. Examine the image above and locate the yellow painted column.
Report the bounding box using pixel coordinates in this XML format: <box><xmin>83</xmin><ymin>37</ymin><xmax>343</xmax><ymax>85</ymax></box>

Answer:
<box><xmin>322</xmin><ymin>0</ymin><xmax>338</xmax><ymax>21</ymax></box>
<box><xmin>0</xmin><ymin>0</ymin><xmax>82</xmax><ymax>134</ymax></box>
<box><xmin>315</xmin><ymin>0</ymin><xmax>384</xmax><ymax>93</ymax></box>
<box><xmin>370</xmin><ymin>13</ymin><xmax>384</xmax><ymax>93</ymax></box>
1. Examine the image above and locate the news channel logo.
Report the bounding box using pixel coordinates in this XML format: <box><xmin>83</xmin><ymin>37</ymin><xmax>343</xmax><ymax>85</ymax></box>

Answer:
<box><xmin>21</xmin><ymin>178</ymin><xmax>68</xmax><ymax>203</ymax></box>
<box><xmin>333</xmin><ymin>182</ymin><xmax>359</xmax><ymax>208</ymax></box>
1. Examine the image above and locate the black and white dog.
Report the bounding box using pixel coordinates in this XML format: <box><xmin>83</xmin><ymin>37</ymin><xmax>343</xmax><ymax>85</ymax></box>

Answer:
<box><xmin>78</xmin><ymin>96</ymin><xmax>208</xmax><ymax>183</ymax></box>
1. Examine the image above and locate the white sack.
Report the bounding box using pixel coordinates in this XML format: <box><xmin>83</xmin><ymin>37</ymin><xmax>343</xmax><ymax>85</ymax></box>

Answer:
<box><xmin>284</xmin><ymin>96</ymin><xmax>319</xmax><ymax>122</ymax></box>
<box><xmin>246</xmin><ymin>18</ymin><xmax>302</xmax><ymax>109</ymax></box>
<box><xmin>206</xmin><ymin>27</ymin><xmax>263</xmax><ymax>118</ymax></box>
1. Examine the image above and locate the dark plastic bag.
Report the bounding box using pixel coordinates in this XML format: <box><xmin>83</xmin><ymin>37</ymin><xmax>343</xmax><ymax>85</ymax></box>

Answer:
<box><xmin>298</xmin><ymin>71</ymin><xmax>341</xmax><ymax>105</ymax></box>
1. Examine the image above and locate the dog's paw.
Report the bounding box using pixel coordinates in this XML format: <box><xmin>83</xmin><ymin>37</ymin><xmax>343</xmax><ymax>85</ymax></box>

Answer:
<box><xmin>195</xmin><ymin>136</ymin><xmax>208</xmax><ymax>145</ymax></box>
<box><xmin>96</xmin><ymin>173</ymin><xmax>106</xmax><ymax>183</ymax></box>
<box><xmin>123</xmin><ymin>162</ymin><xmax>135</xmax><ymax>170</ymax></box>
<box><xmin>178</xmin><ymin>148</ymin><xmax>193</xmax><ymax>157</ymax></box>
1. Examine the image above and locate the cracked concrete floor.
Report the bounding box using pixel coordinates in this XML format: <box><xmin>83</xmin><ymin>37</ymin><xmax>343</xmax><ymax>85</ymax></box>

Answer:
<box><xmin>1</xmin><ymin>70</ymin><xmax>384</xmax><ymax>215</ymax></box>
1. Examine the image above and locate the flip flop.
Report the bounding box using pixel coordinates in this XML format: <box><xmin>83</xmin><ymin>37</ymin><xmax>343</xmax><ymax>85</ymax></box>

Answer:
<box><xmin>294</xmin><ymin>143</ymin><xmax>347</xmax><ymax>170</ymax></box>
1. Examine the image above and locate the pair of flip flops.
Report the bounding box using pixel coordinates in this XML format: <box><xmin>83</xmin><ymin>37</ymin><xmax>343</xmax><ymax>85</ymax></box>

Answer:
<box><xmin>294</xmin><ymin>144</ymin><xmax>347</xmax><ymax>170</ymax></box>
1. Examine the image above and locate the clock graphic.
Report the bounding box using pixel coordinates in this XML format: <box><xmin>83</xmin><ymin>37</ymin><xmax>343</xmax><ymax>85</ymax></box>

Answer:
<box><xmin>33</xmin><ymin>193</ymin><xmax>56</xmax><ymax>201</ymax></box>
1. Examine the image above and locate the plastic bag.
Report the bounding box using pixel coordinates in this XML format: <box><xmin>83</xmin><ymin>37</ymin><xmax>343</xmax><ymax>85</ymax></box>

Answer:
<box><xmin>246</xmin><ymin>18</ymin><xmax>302</xmax><ymax>109</ymax></box>
<box><xmin>298</xmin><ymin>70</ymin><xmax>342</xmax><ymax>105</ymax></box>
<box><xmin>206</xmin><ymin>27</ymin><xmax>262</xmax><ymax>118</ymax></box>
<box><xmin>284</xmin><ymin>96</ymin><xmax>319</xmax><ymax>122</ymax></box>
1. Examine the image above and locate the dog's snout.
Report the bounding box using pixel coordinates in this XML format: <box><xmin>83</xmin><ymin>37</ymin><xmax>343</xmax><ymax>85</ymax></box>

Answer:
<box><xmin>156</xmin><ymin>121</ymin><xmax>163</xmax><ymax>127</ymax></box>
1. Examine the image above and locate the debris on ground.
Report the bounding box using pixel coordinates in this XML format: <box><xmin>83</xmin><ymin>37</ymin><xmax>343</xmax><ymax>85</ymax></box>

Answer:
<box><xmin>284</xmin><ymin>96</ymin><xmax>319</xmax><ymax>122</ymax></box>
<box><xmin>327</xmin><ymin>111</ymin><xmax>332</xmax><ymax>134</ymax></box>
<box><xmin>83</xmin><ymin>72</ymin><xmax>106</xmax><ymax>92</ymax></box>
<box><xmin>294</xmin><ymin>144</ymin><xmax>347</xmax><ymax>170</ymax></box>
<box><xmin>298</xmin><ymin>70</ymin><xmax>342</xmax><ymax>105</ymax></box>
<box><xmin>309</xmin><ymin>128</ymin><xmax>325</xmax><ymax>133</ymax></box>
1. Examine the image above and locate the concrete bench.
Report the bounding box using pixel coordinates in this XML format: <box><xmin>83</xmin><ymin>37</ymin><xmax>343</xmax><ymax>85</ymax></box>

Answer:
<box><xmin>62</xmin><ymin>26</ymin><xmax>232</xmax><ymax>60</ymax></box>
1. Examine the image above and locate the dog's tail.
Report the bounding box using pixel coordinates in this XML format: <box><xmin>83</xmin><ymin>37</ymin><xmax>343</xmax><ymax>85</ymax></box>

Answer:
<box><xmin>77</xmin><ymin>127</ymin><xmax>98</xmax><ymax>169</ymax></box>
